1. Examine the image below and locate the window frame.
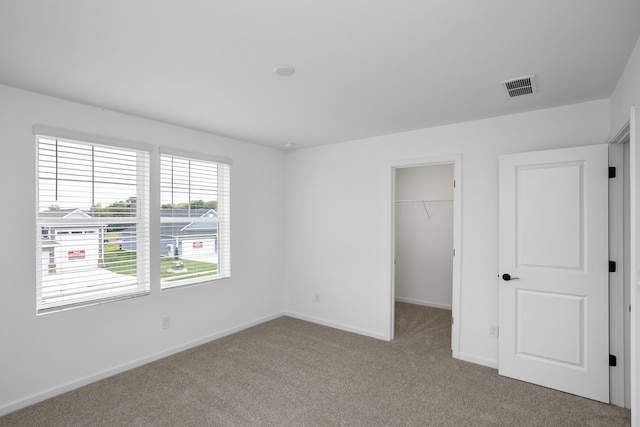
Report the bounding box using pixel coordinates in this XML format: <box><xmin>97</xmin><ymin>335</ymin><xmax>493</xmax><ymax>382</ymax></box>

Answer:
<box><xmin>34</xmin><ymin>125</ymin><xmax>152</xmax><ymax>314</ymax></box>
<box><xmin>159</xmin><ymin>148</ymin><xmax>231</xmax><ymax>290</ymax></box>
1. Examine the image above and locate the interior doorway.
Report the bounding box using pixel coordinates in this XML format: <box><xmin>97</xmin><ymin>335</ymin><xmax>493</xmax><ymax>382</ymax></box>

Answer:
<box><xmin>395</xmin><ymin>164</ymin><xmax>454</xmax><ymax>310</ymax></box>
<box><xmin>389</xmin><ymin>154</ymin><xmax>461</xmax><ymax>356</ymax></box>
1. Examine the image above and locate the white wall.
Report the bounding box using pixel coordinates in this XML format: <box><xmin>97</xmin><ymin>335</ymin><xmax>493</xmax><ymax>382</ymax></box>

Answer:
<box><xmin>395</xmin><ymin>164</ymin><xmax>453</xmax><ymax>309</ymax></box>
<box><xmin>284</xmin><ymin>99</ymin><xmax>611</xmax><ymax>366</ymax></box>
<box><xmin>610</xmin><ymin>37</ymin><xmax>640</xmax><ymax>138</ymax></box>
<box><xmin>609</xmin><ymin>35</ymin><xmax>640</xmax><ymax>426</ymax></box>
<box><xmin>0</xmin><ymin>84</ymin><xmax>285</xmax><ymax>414</ymax></box>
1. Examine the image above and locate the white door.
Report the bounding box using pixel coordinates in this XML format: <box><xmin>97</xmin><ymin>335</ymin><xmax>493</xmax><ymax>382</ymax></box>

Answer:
<box><xmin>498</xmin><ymin>144</ymin><xmax>609</xmax><ymax>403</ymax></box>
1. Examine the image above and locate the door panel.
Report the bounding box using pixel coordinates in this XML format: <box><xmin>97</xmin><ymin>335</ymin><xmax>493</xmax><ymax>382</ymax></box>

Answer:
<box><xmin>516</xmin><ymin>290</ymin><xmax>584</xmax><ymax>366</ymax></box>
<box><xmin>499</xmin><ymin>144</ymin><xmax>609</xmax><ymax>403</ymax></box>
<box><xmin>517</xmin><ymin>163</ymin><xmax>583</xmax><ymax>269</ymax></box>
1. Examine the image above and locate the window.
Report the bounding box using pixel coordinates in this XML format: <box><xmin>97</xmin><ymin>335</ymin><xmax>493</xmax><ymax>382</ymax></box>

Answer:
<box><xmin>35</xmin><ymin>128</ymin><xmax>151</xmax><ymax>313</ymax></box>
<box><xmin>160</xmin><ymin>150</ymin><xmax>230</xmax><ymax>289</ymax></box>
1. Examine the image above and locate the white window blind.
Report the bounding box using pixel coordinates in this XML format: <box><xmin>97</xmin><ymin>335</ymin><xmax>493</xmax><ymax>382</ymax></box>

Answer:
<box><xmin>36</xmin><ymin>134</ymin><xmax>150</xmax><ymax>313</ymax></box>
<box><xmin>160</xmin><ymin>151</ymin><xmax>230</xmax><ymax>289</ymax></box>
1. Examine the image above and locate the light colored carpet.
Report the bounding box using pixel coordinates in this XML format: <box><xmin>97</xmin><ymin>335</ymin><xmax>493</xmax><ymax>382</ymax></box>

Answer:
<box><xmin>0</xmin><ymin>303</ymin><xmax>631</xmax><ymax>426</ymax></box>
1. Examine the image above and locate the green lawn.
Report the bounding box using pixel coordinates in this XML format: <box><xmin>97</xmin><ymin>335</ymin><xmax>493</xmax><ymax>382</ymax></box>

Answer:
<box><xmin>104</xmin><ymin>250</ymin><xmax>218</xmax><ymax>281</ymax></box>
<box><xmin>104</xmin><ymin>250</ymin><xmax>137</xmax><ymax>275</ymax></box>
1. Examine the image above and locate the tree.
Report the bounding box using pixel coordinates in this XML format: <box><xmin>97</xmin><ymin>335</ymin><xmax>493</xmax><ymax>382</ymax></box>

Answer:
<box><xmin>161</xmin><ymin>200</ymin><xmax>218</xmax><ymax>211</ymax></box>
<box><xmin>90</xmin><ymin>197</ymin><xmax>137</xmax><ymax>217</ymax></box>
<box><xmin>88</xmin><ymin>197</ymin><xmax>138</xmax><ymax>232</ymax></box>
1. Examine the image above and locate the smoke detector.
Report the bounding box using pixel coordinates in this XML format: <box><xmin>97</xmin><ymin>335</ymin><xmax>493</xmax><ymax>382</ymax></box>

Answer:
<box><xmin>502</xmin><ymin>75</ymin><xmax>537</xmax><ymax>98</ymax></box>
<box><xmin>273</xmin><ymin>65</ymin><xmax>295</xmax><ymax>77</ymax></box>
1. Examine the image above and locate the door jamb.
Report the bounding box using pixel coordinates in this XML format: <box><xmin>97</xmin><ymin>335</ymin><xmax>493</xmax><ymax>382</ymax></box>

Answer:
<box><xmin>627</xmin><ymin>105</ymin><xmax>638</xmax><ymax>427</ymax></box>
<box><xmin>389</xmin><ymin>154</ymin><xmax>462</xmax><ymax>358</ymax></box>
<box><xmin>609</xmin><ymin>122</ymin><xmax>630</xmax><ymax>407</ymax></box>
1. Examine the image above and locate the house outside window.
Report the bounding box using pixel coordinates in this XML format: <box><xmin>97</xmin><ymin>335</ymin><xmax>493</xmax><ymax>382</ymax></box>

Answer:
<box><xmin>159</xmin><ymin>150</ymin><xmax>231</xmax><ymax>289</ymax></box>
<box><xmin>35</xmin><ymin>129</ymin><xmax>151</xmax><ymax>313</ymax></box>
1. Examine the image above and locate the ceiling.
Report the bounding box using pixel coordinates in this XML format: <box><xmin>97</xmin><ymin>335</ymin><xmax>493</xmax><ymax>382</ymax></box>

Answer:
<box><xmin>1</xmin><ymin>1</ymin><xmax>639</xmax><ymax>149</ymax></box>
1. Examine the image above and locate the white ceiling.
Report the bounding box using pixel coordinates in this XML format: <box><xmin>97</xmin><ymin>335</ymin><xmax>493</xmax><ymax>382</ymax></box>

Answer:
<box><xmin>1</xmin><ymin>1</ymin><xmax>639</xmax><ymax>149</ymax></box>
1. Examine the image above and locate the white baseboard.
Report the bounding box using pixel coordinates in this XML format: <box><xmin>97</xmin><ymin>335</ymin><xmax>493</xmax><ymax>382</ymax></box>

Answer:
<box><xmin>0</xmin><ymin>311</ymin><xmax>285</xmax><ymax>417</ymax></box>
<box><xmin>456</xmin><ymin>351</ymin><xmax>498</xmax><ymax>369</ymax></box>
<box><xmin>284</xmin><ymin>311</ymin><xmax>389</xmax><ymax>341</ymax></box>
<box><xmin>395</xmin><ymin>296</ymin><xmax>452</xmax><ymax>310</ymax></box>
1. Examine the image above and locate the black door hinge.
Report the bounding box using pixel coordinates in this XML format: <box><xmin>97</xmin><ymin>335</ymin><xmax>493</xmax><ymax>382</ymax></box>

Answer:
<box><xmin>609</xmin><ymin>167</ymin><xmax>616</xmax><ymax>178</ymax></box>
<box><xmin>610</xmin><ymin>354</ymin><xmax>617</xmax><ymax>367</ymax></box>
<box><xmin>609</xmin><ymin>261</ymin><xmax>616</xmax><ymax>273</ymax></box>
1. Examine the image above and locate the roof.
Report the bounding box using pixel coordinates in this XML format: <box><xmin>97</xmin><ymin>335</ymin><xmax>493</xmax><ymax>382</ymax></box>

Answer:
<box><xmin>161</xmin><ymin>208</ymin><xmax>217</xmax><ymax>219</ymax></box>
<box><xmin>39</xmin><ymin>208</ymin><xmax>91</xmax><ymax>219</ymax></box>
<box><xmin>161</xmin><ymin>209</ymin><xmax>219</xmax><ymax>238</ymax></box>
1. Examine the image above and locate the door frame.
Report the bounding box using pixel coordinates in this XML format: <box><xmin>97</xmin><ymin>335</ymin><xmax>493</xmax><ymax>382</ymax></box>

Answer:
<box><xmin>609</xmin><ymin>121</ymin><xmax>631</xmax><ymax>408</ymax></box>
<box><xmin>627</xmin><ymin>105</ymin><xmax>638</xmax><ymax>427</ymax></box>
<box><xmin>388</xmin><ymin>154</ymin><xmax>462</xmax><ymax>357</ymax></box>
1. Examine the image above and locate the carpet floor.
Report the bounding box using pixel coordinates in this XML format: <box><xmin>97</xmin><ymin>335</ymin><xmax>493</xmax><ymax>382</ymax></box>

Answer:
<box><xmin>0</xmin><ymin>303</ymin><xmax>631</xmax><ymax>426</ymax></box>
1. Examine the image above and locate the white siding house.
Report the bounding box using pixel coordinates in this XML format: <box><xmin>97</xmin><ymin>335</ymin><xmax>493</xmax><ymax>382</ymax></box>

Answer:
<box><xmin>40</xmin><ymin>209</ymin><xmax>104</xmax><ymax>276</ymax></box>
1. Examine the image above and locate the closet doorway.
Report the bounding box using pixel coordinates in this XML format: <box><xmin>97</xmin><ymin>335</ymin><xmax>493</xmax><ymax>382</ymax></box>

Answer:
<box><xmin>395</xmin><ymin>163</ymin><xmax>453</xmax><ymax>309</ymax></box>
<box><xmin>390</xmin><ymin>155</ymin><xmax>461</xmax><ymax>356</ymax></box>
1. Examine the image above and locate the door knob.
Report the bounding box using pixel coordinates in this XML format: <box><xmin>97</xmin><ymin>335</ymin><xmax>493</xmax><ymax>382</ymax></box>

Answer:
<box><xmin>502</xmin><ymin>273</ymin><xmax>520</xmax><ymax>281</ymax></box>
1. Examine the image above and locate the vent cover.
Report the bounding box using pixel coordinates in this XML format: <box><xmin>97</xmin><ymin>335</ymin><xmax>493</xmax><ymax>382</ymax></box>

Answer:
<box><xmin>503</xmin><ymin>75</ymin><xmax>537</xmax><ymax>97</ymax></box>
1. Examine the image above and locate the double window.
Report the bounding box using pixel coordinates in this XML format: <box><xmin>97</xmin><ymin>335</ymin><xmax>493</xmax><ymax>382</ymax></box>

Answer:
<box><xmin>35</xmin><ymin>128</ymin><xmax>230</xmax><ymax>313</ymax></box>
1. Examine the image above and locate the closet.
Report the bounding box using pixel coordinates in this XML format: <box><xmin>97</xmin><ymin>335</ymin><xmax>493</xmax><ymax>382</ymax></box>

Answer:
<box><xmin>394</xmin><ymin>164</ymin><xmax>454</xmax><ymax>309</ymax></box>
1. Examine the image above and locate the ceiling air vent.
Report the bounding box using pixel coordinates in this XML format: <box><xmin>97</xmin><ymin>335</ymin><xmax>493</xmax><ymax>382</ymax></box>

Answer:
<box><xmin>502</xmin><ymin>75</ymin><xmax>537</xmax><ymax>98</ymax></box>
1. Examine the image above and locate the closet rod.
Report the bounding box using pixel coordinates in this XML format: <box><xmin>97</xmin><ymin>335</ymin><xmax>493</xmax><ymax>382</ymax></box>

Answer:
<box><xmin>395</xmin><ymin>199</ymin><xmax>453</xmax><ymax>204</ymax></box>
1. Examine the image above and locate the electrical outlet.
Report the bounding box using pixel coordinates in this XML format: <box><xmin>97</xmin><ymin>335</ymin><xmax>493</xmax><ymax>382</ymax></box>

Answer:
<box><xmin>162</xmin><ymin>316</ymin><xmax>170</xmax><ymax>330</ymax></box>
<box><xmin>489</xmin><ymin>324</ymin><xmax>499</xmax><ymax>338</ymax></box>
<box><xmin>314</xmin><ymin>293</ymin><xmax>320</xmax><ymax>303</ymax></box>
